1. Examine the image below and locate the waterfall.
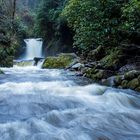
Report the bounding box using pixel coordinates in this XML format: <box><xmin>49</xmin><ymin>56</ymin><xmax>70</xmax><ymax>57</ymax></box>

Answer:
<box><xmin>24</xmin><ymin>38</ymin><xmax>43</xmax><ymax>60</ymax></box>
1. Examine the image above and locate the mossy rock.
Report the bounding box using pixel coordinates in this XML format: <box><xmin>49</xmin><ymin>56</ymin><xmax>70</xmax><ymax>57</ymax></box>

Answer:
<box><xmin>89</xmin><ymin>70</ymin><xmax>104</xmax><ymax>81</ymax></box>
<box><xmin>85</xmin><ymin>69</ymin><xmax>114</xmax><ymax>81</ymax></box>
<box><xmin>124</xmin><ymin>70</ymin><xmax>140</xmax><ymax>80</ymax></box>
<box><xmin>114</xmin><ymin>76</ymin><xmax>123</xmax><ymax>86</ymax></box>
<box><xmin>85</xmin><ymin>68</ymin><xmax>98</xmax><ymax>75</ymax></box>
<box><xmin>42</xmin><ymin>53</ymin><xmax>75</xmax><ymax>69</ymax></box>
<box><xmin>85</xmin><ymin>68</ymin><xmax>99</xmax><ymax>79</ymax></box>
<box><xmin>137</xmin><ymin>75</ymin><xmax>140</xmax><ymax>82</ymax></box>
<box><xmin>87</xmin><ymin>46</ymin><xmax>105</xmax><ymax>61</ymax></box>
<box><xmin>95</xmin><ymin>70</ymin><xmax>104</xmax><ymax>79</ymax></box>
<box><xmin>121</xmin><ymin>80</ymin><xmax>128</xmax><ymax>88</ymax></box>
<box><xmin>127</xmin><ymin>78</ymin><xmax>139</xmax><ymax>89</ymax></box>
<box><xmin>100</xmin><ymin>48</ymin><xmax>124</xmax><ymax>70</ymax></box>
<box><xmin>135</xmin><ymin>87</ymin><xmax>140</xmax><ymax>93</ymax></box>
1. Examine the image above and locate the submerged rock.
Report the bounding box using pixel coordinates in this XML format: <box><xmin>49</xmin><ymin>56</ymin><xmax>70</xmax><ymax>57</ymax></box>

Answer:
<box><xmin>0</xmin><ymin>69</ymin><xmax>4</xmax><ymax>74</ymax></box>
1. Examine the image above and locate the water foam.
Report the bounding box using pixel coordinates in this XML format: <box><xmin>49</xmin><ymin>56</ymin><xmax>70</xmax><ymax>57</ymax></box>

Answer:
<box><xmin>0</xmin><ymin>67</ymin><xmax>140</xmax><ymax>140</ymax></box>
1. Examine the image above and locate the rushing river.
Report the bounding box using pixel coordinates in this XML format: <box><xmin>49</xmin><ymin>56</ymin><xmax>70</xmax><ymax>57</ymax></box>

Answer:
<box><xmin>0</xmin><ymin>66</ymin><xmax>140</xmax><ymax>140</ymax></box>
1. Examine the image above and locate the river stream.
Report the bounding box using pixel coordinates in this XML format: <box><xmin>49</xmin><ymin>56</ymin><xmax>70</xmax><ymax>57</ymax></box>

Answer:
<box><xmin>0</xmin><ymin>66</ymin><xmax>140</xmax><ymax>140</ymax></box>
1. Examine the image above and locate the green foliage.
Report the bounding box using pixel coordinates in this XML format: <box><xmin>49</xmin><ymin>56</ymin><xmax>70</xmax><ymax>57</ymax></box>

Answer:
<box><xmin>61</xmin><ymin>0</ymin><xmax>140</xmax><ymax>51</ymax></box>
<box><xmin>33</xmin><ymin>0</ymin><xmax>140</xmax><ymax>55</ymax></box>
<box><xmin>34</xmin><ymin>0</ymin><xmax>66</xmax><ymax>39</ymax></box>
<box><xmin>0</xmin><ymin>0</ymin><xmax>26</xmax><ymax>67</ymax></box>
<box><xmin>121</xmin><ymin>0</ymin><xmax>140</xmax><ymax>32</ymax></box>
<box><xmin>119</xmin><ymin>0</ymin><xmax>140</xmax><ymax>48</ymax></box>
<box><xmin>61</xmin><ymin>0</ymin><xmax>103</xmax><ymax>51</ymax></box>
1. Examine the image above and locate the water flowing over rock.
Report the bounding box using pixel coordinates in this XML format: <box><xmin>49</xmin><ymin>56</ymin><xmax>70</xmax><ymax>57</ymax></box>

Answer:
<box><xmin>23</xmin><ymin>38</ymin><xmax>43</xmax><ymax>60</ymax></box>
<box><xmin>0</xmin><ymin>66</ymin><xmax>140</xmax><ymax>140</ymax></box>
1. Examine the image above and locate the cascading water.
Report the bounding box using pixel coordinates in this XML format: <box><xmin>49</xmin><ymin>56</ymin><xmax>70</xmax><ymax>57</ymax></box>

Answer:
<box><xmin>14</xmin><ymin>38</ymin><xmax>44</xmax><ymax>67</ymax></box>
<box><xmin>0</xmin><ymin>66</ymin><xmax>140</xmax><ymax>140</ymax></box>
<box><xmin>0</xmin><ymin>38</ymin><xmax>140</xmax><ymax>140</ymax></box>
<box><xmin>24</xmin><ymin>38</ymin><xmax>43</xmax><ymax>60</ymax></box>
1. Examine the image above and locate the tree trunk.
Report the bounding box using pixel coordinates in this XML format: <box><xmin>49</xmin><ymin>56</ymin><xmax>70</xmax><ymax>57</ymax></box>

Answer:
<box><xmin>12</xmin><ymin>0</ymin><xmax>16</xmax><ymax>20</ymax></box>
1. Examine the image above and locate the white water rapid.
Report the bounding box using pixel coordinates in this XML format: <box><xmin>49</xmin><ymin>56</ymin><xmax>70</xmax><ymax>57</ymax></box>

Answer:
<box><xmin>0</xmin><ymin>65</ymin><xmax>140</xmax><ymax>140</ymax></box>
<box><xmin>24</xmin><ymin>38</ymin><xmax>43</xmax><ymax>60</ymax></box>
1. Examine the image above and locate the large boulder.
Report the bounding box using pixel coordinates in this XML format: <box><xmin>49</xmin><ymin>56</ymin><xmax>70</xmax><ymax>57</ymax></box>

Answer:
<box><xmin>124</xmin><ymin>70</ymin><xmax>140</xmax><ymax>80</ymax></box>
<box><xmin>127</xmin><ymin>78</ymin><xmax>139</xmax><ymax>90</ymax></box>
<box><xmin>85</xmin><ymin>68</ymin><xmax>115</xmax><ymax>81</ymax></box>
<box><xmin>42</xmin><ymin>53</ymin><xmax>78</xmax><ymax>69</ymax></box>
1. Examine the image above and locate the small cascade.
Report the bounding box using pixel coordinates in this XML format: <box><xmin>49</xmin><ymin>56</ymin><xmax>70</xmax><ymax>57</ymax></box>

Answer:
<box><xmin>24</xmin><ymin>38</ymin><xmax>43</xmax><ymax>60</ymax></box>
<box><xmin>14</xmin><ymin>38</ymin><xmax>44</xmax><ymax>67</ymax></box>
<box><xmin>36</xmin><ymin>59</ymin><xmax>45</xmax><ymax>68</ymax></box>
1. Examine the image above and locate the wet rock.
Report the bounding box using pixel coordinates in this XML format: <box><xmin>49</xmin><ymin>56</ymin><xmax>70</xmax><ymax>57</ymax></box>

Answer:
<box><xmin>121</xmin><ymin>80</ymin><xmax>129</xmax><ymax>88</ymax></box>
<box><xmin>85</xmin><ymin>69</ymin><xmax>115</xmax><ymax>81</ymax></box>
<box><xmin>135</xmin><ymin>87</ymin><xmax>140</xmax><ymax>93</ymax></box>
<box><xmin>84</xmin><ymin>62</ymin><xmax>97</xmax><ymax>68</ymax></box>
<box><xmin>119</xmin><ymin>64</ymin><xmax>139</xmax><ymax>73</ymax></box>
<box><xmin>66</xmin><ymin>59</ymin><xmax>79</xmax><ymax>69</ymax></box>
<box><xmin>34</xmin><ymin>57</ymin><xmax>44</xmax><ymax>66</ymax></box>
<box><xmin>124</xmin><ymin>70</ymin><xmax>140</xmax><ymax>80</ymax></box>
<box><xmin>71</xmin><ymin>63</ymin><xmax>84</xmax><ymax>70</ymax></box>
<box><xmin>114</xmin><ymin>76</ymin><xmax>123</xmax><ymax>86</ymax></box>
<box><xmin>127</xmin><ymin>78</ymin><xmax>139</xmax><ymax>89</ymax></box>
<box><xmin>75</xmin><ymin>72</ymin><xmax>83</xmax><ymax>76</ymax></box>
<box><xmin>137</xmin><ymin>75</ymin><xmax>140</xmax><ymax>82</ymax></box>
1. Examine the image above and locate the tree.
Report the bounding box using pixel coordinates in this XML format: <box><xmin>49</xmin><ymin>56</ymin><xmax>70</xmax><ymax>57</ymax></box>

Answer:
<box><xmin>12</xmin><ymin>0</ymin><xmax>17</xmax><ymax>19</ymax></box>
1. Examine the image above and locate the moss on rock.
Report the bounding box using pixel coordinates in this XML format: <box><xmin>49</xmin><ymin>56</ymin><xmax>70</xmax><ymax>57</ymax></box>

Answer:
<box><xmin>42</xmin><ymin>53</ymin><xmax>76</xmax><ymax>69</ymax></box>
<box><xmin>87</xmin><ymin>46</ymin><xmax>105</xmax><ymax>61</ymax></box>
<box><xmin>114</xmin><ymin>76</ymin><xmax>123</xmax><ymax>86</ymax></box>
<box><xmin>100</xmin><ymin>48</ymin><xmax>124</xmax><ymax>70</ymax></box>
<box><xmin>121</xmin><ymin>80</ymin><xmax>128</xmax><ymax>88</ymax></box>
<box><xmin>135</xmin><ymin>87</ymin><xmax>140</xmax><ymax>93</ymax></box>
<box><xmin>124</xmin><ymin>70</ymin><xmax>139</xmax><ymax>80</ymax></box>
<box><xmin>137</xmin><ymin>75</ymin><xmax>140</xmax><ymax>82</ymax></box>
<box><xmin>127</xmin><ymin>78</ymin><xmax>139</xmax><ymax>89</ymax></box>
<box><xmin>85</xmin><ymin>68</ymin><xmax>114</xmax><ymax>81</ymax></box>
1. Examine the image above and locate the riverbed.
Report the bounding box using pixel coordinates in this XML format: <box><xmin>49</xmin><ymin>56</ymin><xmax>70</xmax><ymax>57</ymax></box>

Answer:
<box><xmin>0</xmin><ymin>66</ymin><xmax>140</xmax><ymax>140</ymax></box>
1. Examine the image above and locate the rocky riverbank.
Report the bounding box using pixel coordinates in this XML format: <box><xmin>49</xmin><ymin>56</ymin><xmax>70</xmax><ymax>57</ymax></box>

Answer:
<box><xmin>42</xmin><ymin>46</ymin><xmax>140</xmax><ymax>93</ymax></box>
